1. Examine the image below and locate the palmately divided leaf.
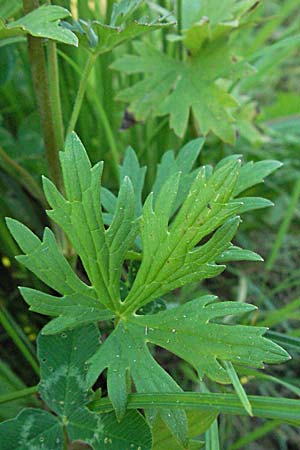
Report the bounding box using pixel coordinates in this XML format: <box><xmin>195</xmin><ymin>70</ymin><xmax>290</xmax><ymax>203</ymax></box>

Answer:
<box><xmin>0</xmin><ymin>5</ymin><xmax>78</xmax><ymax>45</ymax></box>
<box><xmin>112</xmin><ymin>1</ymin><xmax>258</xmax><ymax>143</ymax></box>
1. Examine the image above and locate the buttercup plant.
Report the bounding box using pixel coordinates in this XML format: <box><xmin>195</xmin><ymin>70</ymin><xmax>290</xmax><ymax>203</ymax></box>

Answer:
<box><xmin>0</xmin><ymin>133</ymin><xmax>293</xmax><ymax>449</ymax></box>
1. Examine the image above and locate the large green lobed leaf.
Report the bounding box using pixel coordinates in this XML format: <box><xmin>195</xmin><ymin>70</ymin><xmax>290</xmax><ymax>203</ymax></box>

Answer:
<box><xmin>6</xmin><ymin>132</ymin><xmax>288</xmax><ymax>447</ymax></box>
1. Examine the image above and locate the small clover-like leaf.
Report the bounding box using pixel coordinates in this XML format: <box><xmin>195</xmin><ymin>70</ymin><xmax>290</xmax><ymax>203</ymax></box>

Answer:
<box><xmin>0</xmin><ymin>408</ymin><xmax>62</xmax><ymax>450</ymax></box>
<box><xmin>0</xmin><ymin>325</ymin><xmax>152</xmax><ymax>449</ymax></box>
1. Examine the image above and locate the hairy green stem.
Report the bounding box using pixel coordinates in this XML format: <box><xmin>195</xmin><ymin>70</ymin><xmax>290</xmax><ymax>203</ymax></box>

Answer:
<box><xmin>61</xmin><ymin>49</ymin><xmax>119</xmax><ymax>181</ymax></box>
<box><xmin>0</xmin><ymin>385</ymin><xmax>38</xmax><ymax>405</ymax></box>
<box><xmin>0</xmin><ymin>146</ymin><xmax>46</xmax><ymax>207</ymax></box>
<box><xmin>0</xmin><ymin>306</ymin><xmax>40</xmax><ymax>376</ymax></box>
<box><xmin>47</xmin><ymin>40</ymin><xmax>65</xmax><ymax>152</ymax></box>
<box><xmin>90</xmin><ymin>392</ymin><xmax>300</xmax><ymax>423</ymax></box>
<box><xmin>23</xmin><ymin>0</ymin><xmax>63</xmax><ymax>192</ymax></box>
<box><xmin>66</xmin><ymin>52</ymin><xmax>97</xmax><ymax>136</ymax></box>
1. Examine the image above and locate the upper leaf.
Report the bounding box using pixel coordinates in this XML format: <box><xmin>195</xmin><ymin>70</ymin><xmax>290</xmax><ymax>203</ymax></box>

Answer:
<box><xmin>64</xmin><ymin>1</ymin><xmax>173</xmax><ymax>56</ymax></box>
<box><xmin>112</xmin><ymin>2</ymin><xmax>259</xmax><ymax>143</ymax></box>
<box><xmin>0</xmin><ymin>5</ymin><xmax>78</xmax><ymax>45</ymax></box>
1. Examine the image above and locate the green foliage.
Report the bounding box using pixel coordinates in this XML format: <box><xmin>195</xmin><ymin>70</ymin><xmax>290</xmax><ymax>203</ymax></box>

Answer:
<box><xmin>64</xmin><ymin>2</ymin><xmax>173</xmax><ymax>56</ymax></box>
<box><xmin>112</xmin><ymin>1</ymin><xmax>260</xmax><ymax>143</ymax></box>
<box><xmin>0</xmin><ymin>325</ymin><xmax>152</xmax><ymax>449</ymax></box>
<box><xmin>5</xmin><ymin>132</ymin><xmax>289</xmax><ymax>447</ymax></box>
<box><xmin>0</xmin><ymin>5</ymin><xmax>78</xmax><ymax>46</ymax></box>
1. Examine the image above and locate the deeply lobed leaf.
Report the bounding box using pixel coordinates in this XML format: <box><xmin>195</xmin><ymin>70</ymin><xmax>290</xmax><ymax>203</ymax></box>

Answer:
<box><xmin>6</xmin><ymin>133</ymin><xmax>286</xmax><ymax>447</ymax></box>
<box><xmin>112</xmin><ymin>2</ymin><xmax>260</xmax><ymax>142</ymax></box>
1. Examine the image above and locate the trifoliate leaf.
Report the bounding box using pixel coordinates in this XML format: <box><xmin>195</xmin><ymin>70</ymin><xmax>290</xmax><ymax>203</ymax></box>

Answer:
<box><xmin>0</xmin><ymin>408</ymin><xmax>62</xmax><ymax>450</ymax></box>
<box><xmin>67</xmin><ymin>408</ymin><xmax>152</xmax><ymax>450</ymax></box>
<box><xmin>0</xmin><ymin>5</ymin><xmax>78</xmax><ymax>46</ymax></box>
<box><xmin>0</xmin><ymin>325</ymin><xmax>152</xmax><ymax>449</ymax></box>
<box><xmin>38</xmin><ymin>324</ymin><xmax>100</xmax><ymax>416</ymax></box>
<box><xmin>37</xmin><ymin>324</ymin><xmax>153</xmax><ymax>450</ymax></box>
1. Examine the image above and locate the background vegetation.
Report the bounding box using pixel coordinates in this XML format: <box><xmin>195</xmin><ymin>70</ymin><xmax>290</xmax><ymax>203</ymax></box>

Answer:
<box><xmin>0</xmin><ymin>0</ymin><xmax>300</xmax><ymax>448</ymax></box>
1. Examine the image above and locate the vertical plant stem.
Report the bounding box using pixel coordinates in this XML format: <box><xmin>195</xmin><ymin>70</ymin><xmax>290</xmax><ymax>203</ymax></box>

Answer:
<box><xmin>47</xmin><ymin>40</ymin><xmax>65</xmax><ymax>151</ymax></box>
<box><xmin>63</xmin><ymin>426</ymin><xmax>68</xmax><ymax>450</ymax></box>
<box><xmin>265</xmin><ymin>176</ymin><xmax>300</xmax><ymax>272</ymax></box>
<box><xmin>57</xmin><ymin>49</ymin><xmax>120</xmax><ymax>181</ymax></box>
<box><xmin>0</xmin><ymin>306</ymin><xmax>40</xmax><ymax>376</ymax></box>
<box><xmin>66</xmin><ymin>52</ymin><xmax>97</xmax><ymax>136</ymax></box>
<box><xmin>23</xmin><ymin>0</ymin><xmax>63</xmax><ymax>192</ymax></box>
